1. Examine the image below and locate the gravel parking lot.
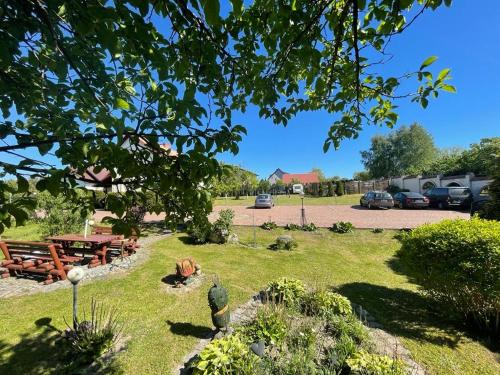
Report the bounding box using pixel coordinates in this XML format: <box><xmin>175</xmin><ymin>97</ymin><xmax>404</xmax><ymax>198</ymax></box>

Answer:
<box><xmin>95</xmin><ymin>205</ymin><xmax>470</xmax><ymax>229</ymax></box>
<box><xmin>209</xmin><ymin>205</ymin><xmax>470</xmax><ymax>229</ymax></box>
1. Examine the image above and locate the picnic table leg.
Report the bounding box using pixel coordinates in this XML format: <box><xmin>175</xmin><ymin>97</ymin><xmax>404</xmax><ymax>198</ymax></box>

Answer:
<box><xmin>101</xmin><ymin>245</ymin><xmax>108</xmax><ymax>265</ymax></box>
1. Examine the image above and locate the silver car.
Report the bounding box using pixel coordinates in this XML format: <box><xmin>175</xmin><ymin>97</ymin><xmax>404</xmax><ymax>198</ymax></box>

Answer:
<box><xmin>255</xmin><ymin>194</ymin><xmax>274</xmax><ymax>208</ymax></box>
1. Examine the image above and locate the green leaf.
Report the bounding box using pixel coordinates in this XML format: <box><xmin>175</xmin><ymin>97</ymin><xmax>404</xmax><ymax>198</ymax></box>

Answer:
<box><xmin>115</xmin><ymin>98</ymin><xmax>130</xmax><ymax>110</ymax></box>
<box><xmin>291</xmin><ymin>0</ymin><xmax>297</xmax><ymax>11</ymax></box>
<box><xmin>16</xmin><ymin>175</ymin><xmax>29</xmax><ymax>193</ymax></box>
<box><xmin>441</xmin><ymin>84</ymin><xmax>456</xmax><ymax>93</ymax></box>
<box><xmin>420</xmin><ymin>56</ymin><xmax>438</xmax><ymax>70</ymax></box>
<box><xmin>437</xmin><ymin>68</ymin><xmax>451</xmax><ymax>81</ymax></box>
<box><xmin>230</xmin><ymin>0</ymin><xmax>243</xmax><ymax>16</ymax></box>
<box><xmin>203</xmin><ymin>0</ymin><xmax>220</xmax><ymax>26</ymax></box>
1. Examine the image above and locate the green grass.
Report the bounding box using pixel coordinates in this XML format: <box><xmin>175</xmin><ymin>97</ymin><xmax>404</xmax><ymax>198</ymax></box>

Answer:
<box><xmin>0</xmin><ymin>226</ymin><xmax>498</xmax><ymax>374</ymax></box>
<box><xmin>214</xmin><ymin>194</ymin><xmax>362</xmax><ymax>206</ymax></box>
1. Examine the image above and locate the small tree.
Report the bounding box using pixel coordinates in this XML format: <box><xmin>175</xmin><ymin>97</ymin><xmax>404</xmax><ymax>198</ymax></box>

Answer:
<box><xmin>37</xmin><ymin>191</ymin><xmax>88</xmax><ymax>236</ymax></box>
<box><xmin>327</xmin><ymin>181</ymin><xmax>335</xmax><ymax>197</ymax></box>
<box><xmin>335</xmin><ymin>181</ymin><xmax>345</xmax><ymax>196</ymax></box>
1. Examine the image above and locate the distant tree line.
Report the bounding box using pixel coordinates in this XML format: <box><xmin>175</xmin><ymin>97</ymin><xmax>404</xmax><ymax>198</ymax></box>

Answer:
<box><xmin>354</xmin><ymin>124</ymin><xmax>499</xmax><ymax>179</ymax></box>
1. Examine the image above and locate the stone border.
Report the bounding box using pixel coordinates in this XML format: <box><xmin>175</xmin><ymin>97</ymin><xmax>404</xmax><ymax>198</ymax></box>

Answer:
<box><xmin>161</xmin><ymin>273</ymin><xmax>206</xmax><ymax>294</ymax></box>
<box><xmin>173</xmin><ymin>295</ymin><xmax>427</xmax><ymax>375</ymax></box>
<box><xmin>0</xmin><ymin>233</ymin><xmax>171</xmax><ymax>299</ymax></box>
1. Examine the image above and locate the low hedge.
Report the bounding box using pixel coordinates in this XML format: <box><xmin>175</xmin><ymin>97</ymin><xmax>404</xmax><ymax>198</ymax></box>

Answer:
<box><xmin>397</xmin><ymin>218</ymin><xmax>500</xmax><ymax>336</ymax></box>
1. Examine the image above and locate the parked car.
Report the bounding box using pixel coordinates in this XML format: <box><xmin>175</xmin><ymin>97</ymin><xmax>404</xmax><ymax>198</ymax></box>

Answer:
<box><xmin>393</xmin><ymin>192</ymin><xmax>429</xmax><ymax>209</ymax></box>
<box><xmin>292</xmin><ymin>184</ymin><xmax>304</xmax><ymax>194</ymax></box>
<box><xmin>359</xmin><ymin>191</ymin><xmax>394</xmax><ymax>209</ymax></box>
<box><xmin>254</xmin><ymin>193</ymin><xmax>274</xmax><ymax>208</ymax></box>
<box><xmin>423</xmin><ymin>187</ymin><xmax>473</xmax><ymax>210</ymax></box>
<box><xmin>470</xmin><ymin>189</ymin><xmax>491</xmax><ymax>216</ymax></box>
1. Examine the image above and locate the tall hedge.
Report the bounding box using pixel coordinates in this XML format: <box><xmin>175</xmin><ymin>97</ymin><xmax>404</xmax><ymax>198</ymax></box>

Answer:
<box><xmin>398</xmin><ymin>218</ymin><xmax>500</xmax><ymax>336</ymax></box>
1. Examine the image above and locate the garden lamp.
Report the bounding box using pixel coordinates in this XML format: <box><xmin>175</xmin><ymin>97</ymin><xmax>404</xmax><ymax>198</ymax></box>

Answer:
<box><xmin>67</xmin><ymin>267</ymin><xmax>85</xmax><ymax>329</ymax></box>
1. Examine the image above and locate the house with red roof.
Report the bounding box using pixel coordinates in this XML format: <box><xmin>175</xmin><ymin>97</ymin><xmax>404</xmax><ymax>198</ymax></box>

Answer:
<box><xmin>267</xmin><ymin>168</ymin><xmax>320</xmax><ymax>185</ymax></box>
<box><xmin>282</xmin><ymin>172</ymin><xmax>320</xmax><ymax>185</ymax></box>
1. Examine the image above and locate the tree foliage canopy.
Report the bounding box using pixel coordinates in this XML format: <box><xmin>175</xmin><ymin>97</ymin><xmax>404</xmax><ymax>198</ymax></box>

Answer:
<box><xmin>0</xmin><ymin>0</ymin><xmax>453</xmax><ymax>233</ymax></box>
<box><xmin>361</xmin><ymin>123</ymin><xmax>438</xmax><ymax>178</ymax></box>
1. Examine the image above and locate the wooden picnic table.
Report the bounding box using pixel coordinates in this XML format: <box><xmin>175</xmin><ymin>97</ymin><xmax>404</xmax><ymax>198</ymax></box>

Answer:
<box><xmin>46</xmin><ymin>234</ymin><xmax>121</xmax><ymax>266</ymax></box>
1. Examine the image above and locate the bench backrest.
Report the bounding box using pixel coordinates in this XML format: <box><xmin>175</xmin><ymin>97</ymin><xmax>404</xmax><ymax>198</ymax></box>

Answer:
<box><xmin>0</xmin><ymin>241</ymin><xmax>66</xmax><ymax>279</ymax></box>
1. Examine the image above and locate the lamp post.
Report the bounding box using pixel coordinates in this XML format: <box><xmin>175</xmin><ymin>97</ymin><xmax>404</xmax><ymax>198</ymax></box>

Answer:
<box><xmin>67</xmin><ymin>268</ymin><xmax>85</xmax><ymax>329</ymax></box>
<box><xmin>84</xmin><ymin>219</ymin><xmax>95</xmax><ymax>238</ymax></box>
<box><xmin>300</xmin><ymin>193</ymin><xmax>307</xmax><ymax>227</ymax></box>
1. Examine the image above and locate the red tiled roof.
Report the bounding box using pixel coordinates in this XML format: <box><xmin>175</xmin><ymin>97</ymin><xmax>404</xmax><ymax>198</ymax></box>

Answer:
<box><xmin>282</xmin><ymin>173</ymin><xmax>319</xmax><ymax>184</ymax></box>
<box><xmin>82</xmin><ymin>166</ymin><xmax>112</xmax><ymax>183</ymax></box>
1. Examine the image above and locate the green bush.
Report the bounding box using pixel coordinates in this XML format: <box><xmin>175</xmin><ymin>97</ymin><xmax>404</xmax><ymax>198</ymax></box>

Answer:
<box><xmin>209</xmin><ymin>209</ymin><xmax>235</xmax><ymax>243</ymax></box>
<box><xmin>261</xmin><ymin>221</ymin><xmax>278</xmax><ymax>230</ymax></box>
<box><xmin>37</xmin><ymin>191</ymin><xmax>87</xmax><ymax>236</ymax></box>
<box><xmin>372</xmin><ymin>227</ymin><xmax>384</xmax><ymax>233</ymax></box>
<box><xmin>272</xmin><ymin>235</ymin><xmax>298</xmax><ymax>251</ymax></box>
<box><xmin>191</xmin><ymin>334</ymin><xmax>256</xmax><ymax>374</ymax></box>
<box><xmin>398</xmin><ymin>218</ymin><xmax>500</xmax><ymax>335</ymax></box>
<box><xmin>63</xmin><ymin>299</ymin><xmax>122</xmax><ymax>368</ymax></box>
<box><xmin>323</xmin><ymin>334</ymin><xmax>358</xmax><ymax>372</ymax></box>
<box><xmin>301</xmin><ymin>222</ymin><xmax>317</xmax><ymax>232</ymax></box>
<box><xmin>327</xmin><ymin>314</ymin><xmax>368</xmax><ymax>345</ymax></box>
<box><xmin>330</xmin><ymin>221</ymin><xmax>354</xmax><ymax>233</ymax></box>
<box><xmin>346</xmin><ymin>350</ymin><xmax>406</xmax><ymax>375</ymax></box>
<box><xmin>242</xmin><ymin>307</ymin><xmax>288</xmax><ymax>346</ymax></box>
<box><xmin>187</xmin><ymin>218</ymin><xmax>212</xmax><ymax>244</ymax></box>
<box><xmin>285</xmin><ymin>223</ymin><xmax>301</xmax><ymax>231</ymax></box>
<box><xmin>265</xmin><ymin>278</ymin><xmax>306</xmax><ymax>306</ymax></box>
<box><xmin>335</xmin><ymin>180</ymin><xmax>345</xmax><ymax>196</ymax></box>
<box><xmin>302</xmin><ymin>290</ymin><xmax>352</xmax><ymax>317</ymax></box>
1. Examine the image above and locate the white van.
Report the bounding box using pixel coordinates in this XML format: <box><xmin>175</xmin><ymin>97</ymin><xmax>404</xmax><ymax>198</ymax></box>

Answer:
<box><xmin>292</xmin><ymin>184</ymin><xmax>304</xmax><ymax>194</ymax></box>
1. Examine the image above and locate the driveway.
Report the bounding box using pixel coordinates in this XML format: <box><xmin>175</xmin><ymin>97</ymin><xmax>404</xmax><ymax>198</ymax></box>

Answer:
<box><xmin>209</xmin><ymin>205</ymin><xmax>470</xmax><ymax>229</ymax></box>
<box><xmin>94</xmin><ymin>205</ymin><xmax>470</xmax><ymax>229</ymax></box>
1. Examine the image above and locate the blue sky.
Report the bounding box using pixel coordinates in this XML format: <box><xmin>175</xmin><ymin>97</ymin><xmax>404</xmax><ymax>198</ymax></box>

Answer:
<box><xmin>219</xmin><ymin>1</ymin><xmax>500</xmax><ymax>179</ymax></box>
<box><xmin>2</xmin><ymin>1</ymin><xmax>499</xmax><ymax>181</ymax></box>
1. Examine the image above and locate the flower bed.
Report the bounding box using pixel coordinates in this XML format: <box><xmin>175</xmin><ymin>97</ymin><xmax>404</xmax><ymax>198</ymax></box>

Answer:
<box><xmin>189</xmin><ymin>278</ymin><xmax>409</xmax><ymax>374</ymax></box>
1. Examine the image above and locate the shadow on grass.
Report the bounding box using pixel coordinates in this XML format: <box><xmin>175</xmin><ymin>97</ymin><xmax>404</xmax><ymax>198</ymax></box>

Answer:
<box><xmin>0</xmin><ymin>318</ymin><xmax>65</xmax><ymax>374</ymax></box>
<box><xmin>0</xmin><ymin>318</ymin><xmax>123</xmax><ymax>375</ymax></box>
<box><xmin>161</xmin><ymin>274</ymin><xmax>178</xmax><ymax>286</ymax></box>
<box><xmin>166</xmin><ymin>320</ymin><xmax>213</xmax><ymax>339</ymax></box>
<box><xmin>337</xmin><ymin>282</ymin><xmax>462</xmax><ymax>348</ymax></box>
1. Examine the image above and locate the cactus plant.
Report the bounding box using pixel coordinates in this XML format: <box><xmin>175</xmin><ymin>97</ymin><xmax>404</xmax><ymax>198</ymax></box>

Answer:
<box><xmin>208</xmin><ymin>277</ymin><xmax>230</xmax><ymax>329</ymax></box>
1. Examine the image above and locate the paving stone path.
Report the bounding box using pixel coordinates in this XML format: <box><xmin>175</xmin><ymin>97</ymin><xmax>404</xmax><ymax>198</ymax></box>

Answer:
<box><xmin>0</xmin><ymin>233</ymin><xmax>170</xmax><ymax>299</ymax></box>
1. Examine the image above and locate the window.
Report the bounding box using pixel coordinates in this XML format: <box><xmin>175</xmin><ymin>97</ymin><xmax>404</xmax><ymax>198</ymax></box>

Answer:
<box><xmin>449</xmin><ymin>188</ymin><xmax>471</xmax><ymax>196</ymax></box>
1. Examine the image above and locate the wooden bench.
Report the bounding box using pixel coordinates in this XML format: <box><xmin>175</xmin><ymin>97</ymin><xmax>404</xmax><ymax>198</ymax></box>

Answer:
<box><xmin>91</xmin><ymin>226</ymin><xmax>140</xmax><ymax>256</ymax></box>
<box><xmin>0</xmin><ymin>241</ymin><xmax>78</xmax><ymax>284</ymax></box>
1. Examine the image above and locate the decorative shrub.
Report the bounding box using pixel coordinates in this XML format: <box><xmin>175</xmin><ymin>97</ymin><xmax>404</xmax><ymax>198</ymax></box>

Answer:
<box><xmin>265</xmin><ymin>278</ymin><xmax>306</xmax><ymax>306</ymax></box>
<box><xmin>63</xmin><ymin>299</ymin><xmax>122</xmax><ymax>367</ymax></box>
<box><xmin>302</xmin><ymin>290</ymin><xmax>352</xmax><ymax>317</ymax></box>
<box><xmin>272</xmin><ymin>235</ymin><xmax>298</xmax><ymax>251</ymax></box>
<box><xmin>372</xmin><ymin>227</ymin><xmax>384</xmax><ymax>233</ymax></box>
<box><xmin>346</xmin><ymin>350</ymin><xmax>406</xmax><ymax>375</ymax></box>
<box><xmin>37</xmin><ymin>191</ymin><xmax>87</xmax><ymax>236</ymax></box>
<box><xmin>323</xmin><ymin>334</ymin><xmax>358</xmax><ymax>372</ymax></box>
<box><xmin>188</xmin><ymin>218</ymin><xmax>212</xmax><ymax>244</ymax></box>
<box><xmin>261</xmin><ymin>221</ymin><xmax>278</xmax><ymax>230</ymax></box>
<box><xmin>327</xmin><ymin>314</ymin><xmax>368</xmax><ymax>345</ymax></box>
<box><xmin>191</xmin><ymin>334</ymin><xmax>256</xmax><ymax>375</ymax></box>
<box><xmin>398</xmin><ymin>218</ymin><xmax>500</xmax><ymax>335</ymax></box>
<box><xmin>330</xmin><ymin>221</ymin><xmax>354</xmax><ymax>234</ymax></box>
<box><xmin>242</xmin><ymin>307</ymin><xmax>288</xmax><ymax>346</ymax></box>
<box><xmin>209</xmin><ymin>209</ymin><xmax>235</xmax><ymax>244</ymax></box>
<box><xmin>301</xmin><ymin>222</ymin><xmax>317</xmax><ymax>232</ymax></box>
<box><xmin>335</xmin><ymin>180</ymin><xmax>345</xmax><ymax>196</ymax></box>
<box><xmin>285</xmin><ymin>223</ymin><xmax>301</xmax><ymax>231</ymax></box>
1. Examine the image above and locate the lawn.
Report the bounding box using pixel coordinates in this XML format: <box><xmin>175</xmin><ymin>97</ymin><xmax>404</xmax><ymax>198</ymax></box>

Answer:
<box><xmin>214</xmin><ymin>193</ymin><xmax>363</xmax><ymax>206</ymax></box>
<box><xmin>0</xmin><ymin>226</ymin><xmax>498</xmax><ymax>374</ymax></box>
